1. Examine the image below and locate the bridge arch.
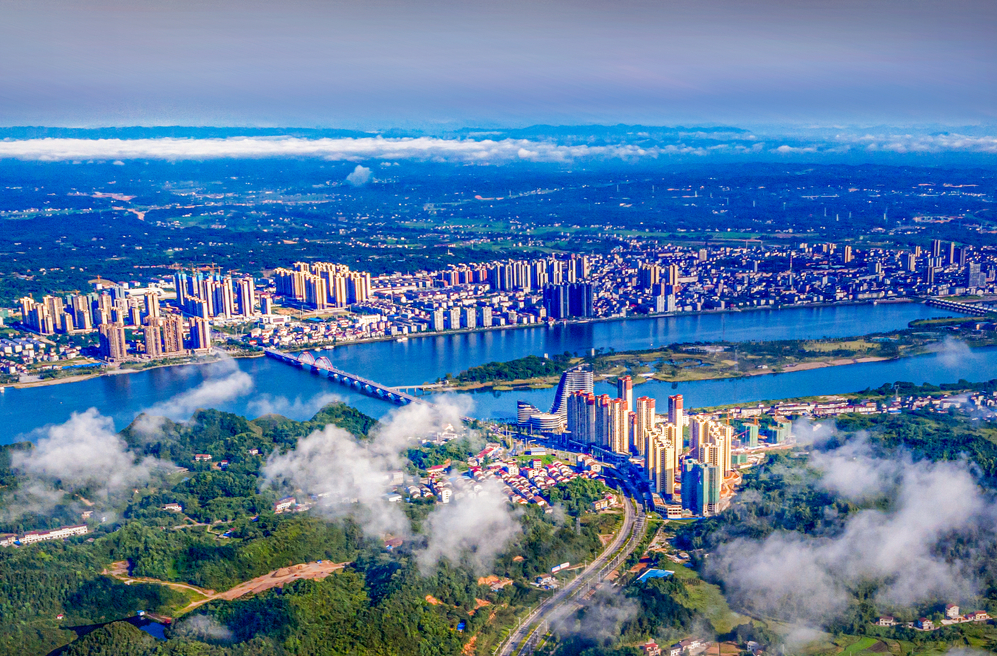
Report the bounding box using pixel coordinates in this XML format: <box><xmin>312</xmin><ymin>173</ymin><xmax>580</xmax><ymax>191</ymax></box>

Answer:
<box><xmin>315</xmin><ymin>356</ymin><xmax>332</xmax><ymax>369</ymax></box>
<box><xmin>299</xmin><ymin>351</ymin><xmax>316</xmax><ymax>366</ymax></box>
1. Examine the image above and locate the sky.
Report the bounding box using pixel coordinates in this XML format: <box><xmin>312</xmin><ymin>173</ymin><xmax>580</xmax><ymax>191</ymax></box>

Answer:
<box><xmin>0</xmin><ymin>0</ymin><xmax>995</xmax><ymax>129</ymax></box>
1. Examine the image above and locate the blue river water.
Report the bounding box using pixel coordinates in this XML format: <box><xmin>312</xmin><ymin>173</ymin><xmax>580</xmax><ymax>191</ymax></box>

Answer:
<box><xmin>0</xmin><ymin>302</ymin><xmax>984</xmax><ymax>442</ymax></box>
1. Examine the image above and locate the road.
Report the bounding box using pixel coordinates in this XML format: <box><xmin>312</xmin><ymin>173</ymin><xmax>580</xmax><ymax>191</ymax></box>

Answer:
<box><xmin>497</xmin><ymin>496</ymin><xmax>646</xmax><ymax>656</ymax></box>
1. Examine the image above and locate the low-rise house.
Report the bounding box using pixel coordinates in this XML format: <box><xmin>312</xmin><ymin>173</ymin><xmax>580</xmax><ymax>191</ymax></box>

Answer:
<box><xmin>917</xmin><ymin>618</ymin><xmax>934</xmax><ymax>631</ymax></box>
<box><xmin>966</xmin><ymin>610</ymin><xmax>990</xmax><ymax>622</ymax></box>
<box><xmin>0</xmin><ymin>533</ymin><xmax>16</xmax><ymax>547</ymax></box>
<box><xmin>640</xmin><ymin>642</ymin><xmax>660</xmax><ymax>656</ymax></box>
<box><xmin>163</xmin><ymin>503</ymin><xmax>183</xmax><ymax>513</ymax></box>
<box><xmin>876</xmin><ymin>616</ymin><xmax>896</xmax><ymax>627</ymax></box>
<box><xmin>21</xmin><ymin>524</ymin><xmax>88</xmax><ymax>545</ymax></box>
<box><xmin>945</xmin><ymin>604</ymin><xmax>960</xmax><ymax>619</ymax></box>
<box><xmin>194</xmin><ymin>454</ymin><xmax>212</xmax><ymax>462</ymax></box>
<box><xmin>274</xmin><ymin>496</ymin><xmax>296</xmax><ymax>513</ymax></box>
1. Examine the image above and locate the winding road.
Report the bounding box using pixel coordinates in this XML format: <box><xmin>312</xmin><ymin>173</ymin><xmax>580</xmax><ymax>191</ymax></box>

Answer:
<box><xmin>497</xmin><ymin>495</ymin><xmax>646</xmax><ymax>656</ymax></box>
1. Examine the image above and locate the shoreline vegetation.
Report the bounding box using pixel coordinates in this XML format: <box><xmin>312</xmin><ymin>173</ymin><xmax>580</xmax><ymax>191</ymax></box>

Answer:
<box><xmin>439</xmin><ymin>320</ymin><xmax>997</xmax><ymax>392</ymax></box>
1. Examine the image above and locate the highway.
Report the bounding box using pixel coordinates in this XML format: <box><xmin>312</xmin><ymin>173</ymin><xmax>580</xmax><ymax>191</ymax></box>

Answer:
<box><xmin>497</xmin><ymin>495</ymin><xmax>646</xmax><ymax>656</ymax></box>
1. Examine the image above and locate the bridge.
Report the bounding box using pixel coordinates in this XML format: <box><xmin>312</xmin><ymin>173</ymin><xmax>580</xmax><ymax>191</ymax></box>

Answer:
<box><xmin>264</xmin><ymin>349</ymin><xmax>423</xmax><ymax>406</ymax></box>
<box><xmin>925</xmin><ymin>297</ymin><xmax>997</xmax><ymax>317</ymax></box>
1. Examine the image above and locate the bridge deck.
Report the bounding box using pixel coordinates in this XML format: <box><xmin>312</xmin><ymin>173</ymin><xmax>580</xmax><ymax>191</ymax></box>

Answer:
<box><xmin>264</xmin><ymin>350</ymin><xmax>423</xmax><ymax>405</ymax></box>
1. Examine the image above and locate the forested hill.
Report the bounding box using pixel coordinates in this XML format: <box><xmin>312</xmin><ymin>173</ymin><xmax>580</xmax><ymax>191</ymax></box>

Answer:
<box><xmin>0</xmin><ymin>402</ymin><xmax>626</xmax><ymax>655</ymax></box>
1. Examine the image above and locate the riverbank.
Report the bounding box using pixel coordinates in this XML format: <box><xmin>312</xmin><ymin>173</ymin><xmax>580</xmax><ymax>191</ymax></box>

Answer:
<box><xmin>6</xmin><ymin>350</ymin><xmax>265</xmax><ymax>390</ymax></box>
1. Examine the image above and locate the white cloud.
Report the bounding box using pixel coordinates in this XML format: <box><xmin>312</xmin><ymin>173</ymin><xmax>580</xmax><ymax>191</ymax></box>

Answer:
<box><xmin>710</xmin><ymin>440</ymin><xmax>993</xmax><ymax>623</ymax></box>
<box><xmin>417</xmin><ymin>479</ymin><xmax>521</xmax><ymax>575</ymax></box>
<box><xmin>345</xmin><ymin>164</ymin><xmax>372</xmax><ymax>186</ymax></box>
<box><xmin>0</xmin><ymin>136</ymin><xmax>664</xmax><ymax>163</ymax></box>
<box><xmin>775</xmin><ymin>144</ymin><xmax>818</xmax><ymax>154</ymax></box>
<box><xmin>9</xmin><ymin>408</ymin><xmax>166</xmax><ymax>515</ymax></box>
<box><xmin>261</xmin><ymin>397</ymin><xmax>473</xmax><ymax>538</ymax></box>
<box><xmin>135</xmin><ymin>356</ymin><xmax>253</xmax><ymax>432</ymax></box>
<box><xmin>835</xmin><ymin>132</ymin><xmax>997</xmax><ymax>154</ymax></box>
<box><xmin>246</xmin><ymin>391</ymin><xmax>342</xmax><ymax>420</ymax></box>
<box><xmin>170</xmin><ymin>615</ymin><xmax>233</xmax><ymax>644</ymax></box>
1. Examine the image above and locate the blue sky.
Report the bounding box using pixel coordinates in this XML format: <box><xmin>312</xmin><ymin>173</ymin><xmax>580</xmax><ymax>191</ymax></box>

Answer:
<box><xmin>0</xmin><ymin>0</ymin><xmax>994</xmax><ymax>128</ymax></box>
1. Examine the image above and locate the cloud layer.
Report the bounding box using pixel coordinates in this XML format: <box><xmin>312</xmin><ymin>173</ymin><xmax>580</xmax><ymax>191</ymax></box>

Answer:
<box><xmin>0</xmin><ymin>132</ymin><xmax>993</xmax><ymax>163</ymax></box>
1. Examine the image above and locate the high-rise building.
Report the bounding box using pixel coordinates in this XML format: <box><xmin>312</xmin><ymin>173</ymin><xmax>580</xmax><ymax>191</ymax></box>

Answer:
<box><xmin>904</xmin><ymin>253</ymin><xmax>917</xmax><ymax>272</ymax></box>
<box><xmin>72</xmin><ymin>295</ymin><xmax>93</xmax><ymax>332</ymax></box>
<box><xmin>161</xmin><ymin>314</ymin><xmax>184</xmax><ymax>354</ymax></box>
<box><xmin>668</xmin><ymin>394</ymin><xmax>684</xmax><ymax>432</ymax></box>
<box><xmin>767</xmin><ymin>418</ymin><xmax>792</xmax><ymax>444</ymax></box>
<box><xmin>432</xmin><ymin>308</ymin><xmax>446</xmax><ymax>332</ymax></box>
<box><xmin>744</xmin><ymin>420</ymin><xmax>759</xmax><ymax>448</ymax></box>
<box><xmin>144</xmin><ymin>317</ymin><xmax>163</xmax><ymax>358</ymax></box>
<box><xmin>550</xmin><ymin>365</ymin><xmax>594</xmax><ymax>419</ymax></box>
<box><xmin>647</xmin><ymin>429</ymin><xmax>676</xmax><ymax>497</ymax></box>
<box><xmin>595</xmin><ymin>396</ymin><xmax>627</xmax><ymax>453</ymax></box>
<box><xmin>346</xmin><ymin>271</ymin><xmax>371</xmax><ymax>303</ymax></box>
<box><xmin>633</xmin><ymin>396</ymin><xmax>655</xmax><ymax>455</ymax></box>
<box><xmin>477</xmin><ymin>305</ymin><xmax>493</xmax><ymax>328</ymax></box>
<box><xmin>461</xmin><ymin>306</ymin><xmax>477</xmax><ymax>330</ymax></box>
<box><xmin>99</xmin><ymin>322</ymin><xmax>127</xmax><ymax>361</ymax></box>
<box><xmin>665</xmin><ymin>264</ymin><xmax>679</xmax><ymax>286</ymax></box>
<box><xmin>542</xmin><ymin>284</ymin><xmax>570</xmax><ymax>320</ymax></box>
<box><xmin>568</xmin><ymin>282</ymin><xmax>594</xmax><ymax>317</ymax></box>
<box><xmin>617</xmin><ymin>376</ymin><xmax>633</xmax><ymax>412</ymax></box>
<box><xmin>567</xmin><ymin>391</ymin><xmax>596</xmax><ymax>444</ymax></box>
<box><xmin>189</xmin><ymin>317</ymin><xmax>212</xmax><ymax>351</ymax></box>
<box><xmin>261</xmin><ymin>295</ymin><xmax>274</xmax><ymax>316</ymax></box>
<box><xmin>967</xmin><ymin>262</ymin><xmax>985</xmax><ymax>289</ymax></box>
<box><xmin>843</xmin><ymin>245</ymin><xmax>853</xmax><ymax>264</ymax></box>
<box><xmin>638</xmin><ymin>263</ymin><xmax>660</xmax><ymax>289</ymax></box>
<box><xmin>237</xmin><ymin>277</ymin><xmax>256</xmax><ymax>316</ymax></box>
<box><xmin>689</xmin><ymin>416</ymin><xmax>732</xmax><ymax>475</ymax></box>
<box><xmin>144</xmin><ymin>292</ymin><xmax>161</xmax><ymax>320</ymax></box>
<box><xmin>543</xmin><ymin>282</ymin><xmax>593</xmax><ymax>319</ymax></box>
<box><xmin>681</xmin><ymin>461</ymin><xmax>721</xmax><ymax>516</ymax></box>
<box><xmin>174</xmin><ymin>272</ymin><xmax>189</xmax><ymax>306</ymax></box>
<box><xmin>19</xmin><ymin>297</ymin><xmax>52</xmax><ymax>335</ymax></box>
<box><xmin>663</xmin><ymin>421</ymin><xmax>681</xmax><ymax>474</ymax></box>
<box><xmin>931</xmin><ymin>239</ymin><xmax>942</xmax><ymax>258</ymax></box>
<box><xmin>304</xmin><ymin>274</ymin><xmax>328</xmax><ymax>310</ymax></box>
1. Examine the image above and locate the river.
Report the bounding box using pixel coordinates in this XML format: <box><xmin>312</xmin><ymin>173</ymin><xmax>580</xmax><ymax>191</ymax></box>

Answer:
<box><xmin>0</xmin><ymin>302</ymin><xmax>977</xmax><ymax>442</ymax></box>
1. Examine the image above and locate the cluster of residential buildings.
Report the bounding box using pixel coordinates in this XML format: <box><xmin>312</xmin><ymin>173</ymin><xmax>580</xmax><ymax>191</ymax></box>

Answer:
<box><xmin>277</xmin><ymin>239</ymin><xmax>995</xmax><ymax>330</ymax></box>
<box><xmin>10</xmin><ymin>236</ymin><xmax>996</xmax><ymax>373</ymax></box>
<box><xmin>0</xmin><ymin>335</ymin><xmax>91</xmax><ymax>378</ymax></box>
<box><xmin>640</xmin><ymin>637</ymin><xmax>712</xmax><ymax>656</ymax></box>
<box><xmin>517</xmin><ymin>369</ymin><xmax>794</xmax><ymax>517</ymax></box>
<box><xmin>389</xmin><ymin>442</ymin><xmax>608</xmax><ymax>511</ymax></box>
<box><xmin>714</xmin><ymin>388</ymin><xmax>997</xmax><ymax>420</ymax></box>
<box><xmin>0</xmin><ymin>523</ymin><xmax>88</xmax><ymax>547</ymax></box>
<box><xmin>877</xmin><ymin>604</ymin><xmax>991</xmax><ymax>631</ymax></box>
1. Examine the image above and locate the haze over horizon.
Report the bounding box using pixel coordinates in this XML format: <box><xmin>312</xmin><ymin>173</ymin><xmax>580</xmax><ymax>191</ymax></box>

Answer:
<box><xmin>2</xmin><ymin>0</ymin><xmax>995</xmax><ymax>129</ymax></box>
